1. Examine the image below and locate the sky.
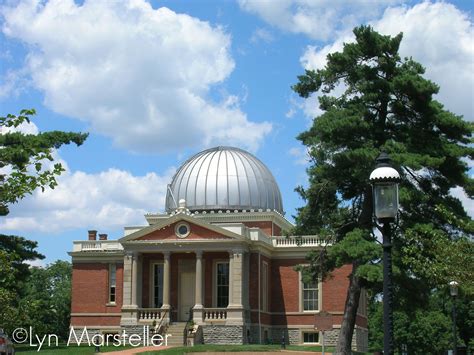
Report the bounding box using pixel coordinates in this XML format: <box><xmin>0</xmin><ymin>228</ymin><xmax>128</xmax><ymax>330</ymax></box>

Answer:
<box><xmin>1</xmin><ymin>0</ymin><xmax>473</xmax><ymax>265</ymax></box>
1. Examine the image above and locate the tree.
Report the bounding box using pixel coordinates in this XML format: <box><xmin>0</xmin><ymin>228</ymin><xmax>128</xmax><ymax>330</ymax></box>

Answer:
<box><xmin>19</xmin><ymin>261</ymin><xmax>72</xmax><ymax>340</ymax></box>
<box><xmin>0</xmin><ymin>109</ymin><xmax>88</xmax><ymax>215</ymax></box>
<box><xmin>0</xmin><ymin>109</ymin><xmax>86</xmax><ymax>334</ymax></box>
<box><xmin>292</xmin><ymin>25</ymin><xmax>473</xmax><ymax>353</ymax></box>
<box><xmin>0</xmin><ymin>235</ymin><xmax>45</xmax><ymax>292</ymax></box>
<box><xmin>0</xmin><ymin>236</ymin><xmax>45</xmax><ymax>333</ymax></box>
<box><xmin>369</xmin><ymin>287</ymin><xmax>474</xmax><ymax>354</ymax></box>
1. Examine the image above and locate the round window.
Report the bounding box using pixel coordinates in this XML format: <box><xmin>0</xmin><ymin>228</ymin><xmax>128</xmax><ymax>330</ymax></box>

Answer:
<box><xmin>175</xmin><ymin>223</ymin><xmax>190</xmax><ymax>238</ymax></box>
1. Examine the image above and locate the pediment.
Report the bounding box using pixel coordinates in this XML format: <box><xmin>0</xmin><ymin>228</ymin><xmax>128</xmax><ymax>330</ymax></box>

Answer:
<box><xmin>119</xmin><ymin>213</ymin><xmax>243</xmax><ymax>243</ymax></box>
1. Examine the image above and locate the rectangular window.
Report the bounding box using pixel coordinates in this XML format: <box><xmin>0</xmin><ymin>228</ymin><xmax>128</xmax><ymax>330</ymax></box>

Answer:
<box><xmin>216</xmin><ymin>262</ymin><xmax>229</xmax><ymax>308</ymax></box>
<box><xmin>109</xmin><ymin>264</ymin><xmax>116</xmax><ymax>303</ymax></box>
<box><xmin>153</xmin><ymin>264</ymin><xmax>164</xmax><ymax>308</ymax></box>
<box><xmin>261</xmin><ymin>262</ymin><xmax>268</xmax><ymax>311</ymax></box>
<box><xmin>303</xmin><ymin>279</ymin><xmax>318</xmax><ymax>311</ymax></box>
<box><xmin>303</xmin><ymin>332</ymin><xmax>319</xmax><ymax>344</ymax></box>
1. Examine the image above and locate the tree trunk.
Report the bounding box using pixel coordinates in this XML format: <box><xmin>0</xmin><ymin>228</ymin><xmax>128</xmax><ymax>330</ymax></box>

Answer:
<box><xmin>335</xmin><ymin>262</ymin><xmax>362</xmax><ymax>355</ymax></box>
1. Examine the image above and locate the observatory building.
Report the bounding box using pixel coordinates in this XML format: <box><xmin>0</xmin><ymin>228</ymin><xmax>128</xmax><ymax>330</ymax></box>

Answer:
<box><xmin>69</xmin><ymin>146</ymin><xmax>368</xmax><ymax>350</ymax></box>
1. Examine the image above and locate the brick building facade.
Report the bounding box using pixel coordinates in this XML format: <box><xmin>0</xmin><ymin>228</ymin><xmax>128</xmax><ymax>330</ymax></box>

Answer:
<box><xmin>69</xmin><ymin>146</ymin><xmax>368</xmax><ymax>351</ymax></box>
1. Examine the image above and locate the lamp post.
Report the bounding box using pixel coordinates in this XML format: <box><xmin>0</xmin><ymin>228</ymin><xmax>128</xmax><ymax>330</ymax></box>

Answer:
<box><xmin>370</xmin><ymin>152</ymin><xmax>401</xmax><ymax>355</ymax></box>
<box><xmin>449</xmin><ymin>280</ymin><xmax>459</xmax><ymax>355</ymax></box>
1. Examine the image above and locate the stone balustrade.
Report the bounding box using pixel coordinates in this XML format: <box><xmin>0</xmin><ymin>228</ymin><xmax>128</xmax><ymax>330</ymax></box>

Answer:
<box><xmin>272</xmin><ymin>236</ymin><xmax>330</xmax><ymax>247</ymax></box>
<box><xmin>138</xmin><ymin>308</ymin><xmax>164</xmax><ymax>322</ymax></box>
<box><xmin>203</xmin><ymin>308</ymin><xmax>227</xmax><ymax>321</ymax></box>
<box><xmin>72</xmin><ymin>240</ymin><xmax>123</xmax><ymax>252</ymax></box>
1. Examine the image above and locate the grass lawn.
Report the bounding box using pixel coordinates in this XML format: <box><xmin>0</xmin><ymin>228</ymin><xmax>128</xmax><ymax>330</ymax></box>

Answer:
<box><xmin>14</xmin><ymin>343</ymin><xmax>133</xmax><ymax>354</ymax></box>
<box><xmin>143</xmin><ymin>344</ymin><xmax>336</xmax><ymax>354</ymax></box>
<box><xmin>14</xmin><ymin>343</ymin><xmax>374</xmax><ymax>354</ymax></box>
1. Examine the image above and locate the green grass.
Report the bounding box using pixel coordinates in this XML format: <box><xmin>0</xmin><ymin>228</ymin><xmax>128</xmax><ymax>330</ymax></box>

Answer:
<box><xmin>14</xmin><ymin>343</ymin><xmax>133</xmax><ymax>354</ymax></box>
<box><xmin>14</xmin><ymin>343</ymin><xmax>372</xmax><ymax>354</ymax></box>
<box><xmin>143</xmin><ymin>344</ymin><xmax>336</xmax><ymax>354</ymax></box>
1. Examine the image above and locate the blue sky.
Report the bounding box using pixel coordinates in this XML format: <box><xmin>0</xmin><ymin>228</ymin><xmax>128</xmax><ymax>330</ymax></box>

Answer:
<box><xmin>1</xmin><ymin>0</ymin><xmax>473</xmax><ymax>265</ymax></box>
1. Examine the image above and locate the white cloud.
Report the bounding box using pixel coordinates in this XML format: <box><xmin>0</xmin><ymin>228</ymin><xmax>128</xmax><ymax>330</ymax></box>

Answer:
<box><xmin>288</xmin><ymin>146</ymin><xmax>309</xmax><ymax>166</ymax></box>
<box><xmin>250</xmin><ymin>28</ymin><xmax>274</xmax><ymax>44</ymax></box>
<box><xmin>238</xmin><ymin>0</ymin><xmax>401</xmax><ymax>40</ymax></box>
<box><xmin>0</xmin><ymin>116</ymin><xmax>39</xmax><ymax>135</ymax></box>
<box><xmin>26</xmin><ymin>258</ymin><xmax>46</xmax><ymax>268</ymax></box>
<box><xmin>1</xmin><ymin>0</ymin><xmax>271</xmax><ymax>153</ymax></box>
<box><xmin>300</xmin><ymin>2</ymin><xmax>474</xmax><ymax>121</ymax></box>
<box><xmin>450</xmin><ymin>186</ymin><xmax>474</xmax><ymax>218</ymax></box>
<box><xmin>1</xmin><ymin>166</ymin><xmax>175</xmax><ymax>233</ymax></box>
<box><xmin>372</xmin><ymin>2</ymin><xmax>474</xmax><ymax>121</ymax></box>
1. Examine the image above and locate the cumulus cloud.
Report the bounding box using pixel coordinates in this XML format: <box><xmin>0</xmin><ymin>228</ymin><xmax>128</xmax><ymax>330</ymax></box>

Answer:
<box><xmin>288</xmin><ymin>146</ymin><xmax>309</xmax><ymax>166</ymax></box>
<box><xmin>300</xmin><ymin>2</ymin><xmax>473</xmax><ymax>120</ymax></box>
<box><xmin>250</xmin><ymin>28</ymin><xmax>274</xmax><ymax>44</ymax></box>
<box><xmin>1</xmin><ymin>166</ymin><xmax>175</xmax><ymax>233</ymax></box>
<box><xmin>1</xmin><ymin>117</ymin><xmax>174</xmax><ymax>233</ymax></box>
<box><xmin>1</xmin><ymin>0</ymin><xmax>271</xmax><ymax>152</ymax></box>
<box><xmin>372</xmin><ymin>2</ymin><xmax>473</xmax><ymax>121</ymax></box>
<box><xmin>238</xmin><ymin>0</ymin><xmax>401</xmax><ymax>40</ymax></box>
<box><xmin>450</xmin><ymin>187</ymin><xmax>474</xmax><ymax>218</ymax></box>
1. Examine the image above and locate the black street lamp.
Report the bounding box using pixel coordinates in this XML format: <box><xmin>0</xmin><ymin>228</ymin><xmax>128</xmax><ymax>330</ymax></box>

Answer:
<box><xmin>370</xmin><ymin>152</ymin><xmax>401</xmax><ymax>355</ymax></box>
<box><xmin>449</xmin><ymin>280</ymin><xmax>459</xmax><ymax>355</ymax></box>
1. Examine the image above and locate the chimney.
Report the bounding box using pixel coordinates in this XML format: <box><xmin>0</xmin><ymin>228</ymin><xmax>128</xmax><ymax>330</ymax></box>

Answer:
<box><xmin>99</xmin><ymin>233</ymin><xmax>108</xmax><ymax>241</ymax></box>
<box><xmin>88</xmin><ymin>230</ymin><xmax>97</xmax><ymax>240</ymax></box>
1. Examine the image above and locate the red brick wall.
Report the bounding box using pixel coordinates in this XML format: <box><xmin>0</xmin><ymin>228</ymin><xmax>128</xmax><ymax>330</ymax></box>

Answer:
<box><xmin>71</xmin><ymin>316</ymin><xmax>121</xmax><ymax>326</ymax></box>
<box><xmin>322</xmin><ymin>264</ymin><xmax>351</xmax><ymax>313</ymax></box>
<box><xmin>71</xmin><ymin>263</ymin><xmax>123</xmax><ymax>313</ymax></box>
<box><xmin>71</xmin><ymin>262</ymin><xmax>123</xmax><ymax>326</ymax></box>
<box><xmin>136</xmin><ymin>222</ymin><xmax>231</xmax><ymax>241</ymax></box>
<box><xmin>248</xmin><ymin>253</ymin><xmax>273</xmax><ymax>325</ymax></box>
<box><xmin>270</xmin><ymin>258</ymin><xmax>305</xmax><ymax>313</ymax></box>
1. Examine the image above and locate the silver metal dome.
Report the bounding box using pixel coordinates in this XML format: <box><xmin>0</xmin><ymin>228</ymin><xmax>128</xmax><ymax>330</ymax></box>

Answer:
<box><xmin>165</xmin><ymin>146</ymin><xmax>283</xmax><ymax>214</ymax></box>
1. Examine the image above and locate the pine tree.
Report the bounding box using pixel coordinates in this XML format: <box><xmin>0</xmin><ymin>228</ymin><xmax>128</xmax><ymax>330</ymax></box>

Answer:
<box><xmin>292</xmin><ymin>25</ymin><xmax>473</xmax><ymax>354</ymax></box>
<box><xmin>0</xmin><ymin>109</ymin><xmax>88</xmax><ymax>215</ymax></box>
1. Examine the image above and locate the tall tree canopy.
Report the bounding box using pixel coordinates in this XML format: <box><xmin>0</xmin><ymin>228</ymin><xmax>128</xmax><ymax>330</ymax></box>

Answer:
<box><xmin>0</xmin><ymin>109</ymin><xmax>88</xmax><ymax>215</ymax></box>
<box><xmin>292</xmin><ymin>25</ymin><xmax>473</xmax><ymax>353</ymax></box>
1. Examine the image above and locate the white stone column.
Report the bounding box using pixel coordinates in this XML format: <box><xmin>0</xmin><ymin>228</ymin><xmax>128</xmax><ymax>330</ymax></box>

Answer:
<box><xmin>228</xmin><ymin>251</ymin><xmax>234</xmax><ymax>306</ymax></box>
<box><xmin>226</xmin><ymin>249</ymin><xmax>244</xmax><ymax>325</ymax></box>
<box><xmin>120</xmin><ymin>251</ymin><xmax>138</xmax><ymax>326</ymax></box>
<box><xmin>131</xmin><ymin>252</ymin><xmax>138</xmax><ymax>306</ymax></box>
<box><xmin>193</xmin><ymin>250</ymin><xmax>204</xmax><ymax>324</ymax></box>
<box><xmin>162</xmin><ymin>252</ymin><xmax>171</xmax><ymax>309</ymax></box>
<box><xmin>122</xmin><ymin>252</ymin><xmax>133</xmax><ymax>306</ymax></box>
<box><xmin>195</xmin><ymin>250</ymin><xmax>203</xmax><ymax>307</ymax></box>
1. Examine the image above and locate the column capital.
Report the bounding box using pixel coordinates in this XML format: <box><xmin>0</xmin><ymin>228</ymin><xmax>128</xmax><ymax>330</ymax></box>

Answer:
<box><xmin>195</xmin><ymin>250</ymin><xmax>203</xmax><ymax>258</ymax></box>
<box><xmin>229</xmin><ymin>249</ymin><xmax>244</xmax><ymax>257</ymax></box>
<box><xmin>163</xmin><ymin>251</ymin><xmax>171</xmax><ymax>260</ymax></box>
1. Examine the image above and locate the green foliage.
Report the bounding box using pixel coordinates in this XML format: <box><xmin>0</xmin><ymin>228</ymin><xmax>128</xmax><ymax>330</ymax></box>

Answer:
<box><xmin>0</xmin><ymin>260</ymin><xmax>72</xmax><ymax>340</ymax></box>
<box><xmin>0</xmin><ymin>234</ymin><xmax>45</xmax><ymax>293</ymax></box>
<box><xmin>292</xmin><ymin>25</ymin><xmax>473</xmax><ymax>350</ymax></box>
<box><xmin>0</xmin><ymin>109</ymin><xmax>88</xmax><ymax>215</ymax></box>
<box><xmin>19</xmin><ymin>261</ymin><xmax>72</xmax><ymax>340</ymax></box>
<box><xmin>369</xmin><ymin>288</ymin><xmax>474</xmax><ymax>354</ymax></box>
<box><xmin>369</xmin><ymin>300</ymin><xmax>451</xmax><ymax>354</ymax></box>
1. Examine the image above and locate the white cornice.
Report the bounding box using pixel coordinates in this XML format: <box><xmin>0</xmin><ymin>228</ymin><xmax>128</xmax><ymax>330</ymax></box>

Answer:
<box><xmin>120</xmin><ymin>213</ymin><xmax>246</xmax><ymax>243</ymax></box>
<box><xmin>144</xmin><ymin>210</ymin><xmax>294</xmax><ymax>232</ymax></box>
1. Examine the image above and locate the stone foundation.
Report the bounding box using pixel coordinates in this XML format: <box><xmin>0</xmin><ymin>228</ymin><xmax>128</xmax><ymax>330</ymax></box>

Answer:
<box><xmin>354</xmin><ymin>327</ymin><xmax>368</xmax><ymax>352</ymax></box>
<box><xmin>320</xmin><ymin>327</ymin><xmax>368</xmax><ymax>352</ymax></box>
<box><xmin>202</xmin><ymin>325</ymin><xmax>244</xmax><ymax>344</ymax></box>
<box><xmin>242</xmin><ymin>325</ymin><xmax>368</xmax><ymax>352</ymax></box>
<box><xmin>269</xmin><ymin>327</ymin><xmax>300</xmax><ymax>345</ymax></box>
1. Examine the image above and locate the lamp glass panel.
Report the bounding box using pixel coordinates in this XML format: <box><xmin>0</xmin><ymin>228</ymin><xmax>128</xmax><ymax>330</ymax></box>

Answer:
<box><xmin>450</xmin><ymin>284</ymin><xmax>458</xmax><ymax>296</ymax></box>
<box><xmin>373</xmin><ymin>183</ymin><xmax>399</xmax><ymax>219</ymax></box>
